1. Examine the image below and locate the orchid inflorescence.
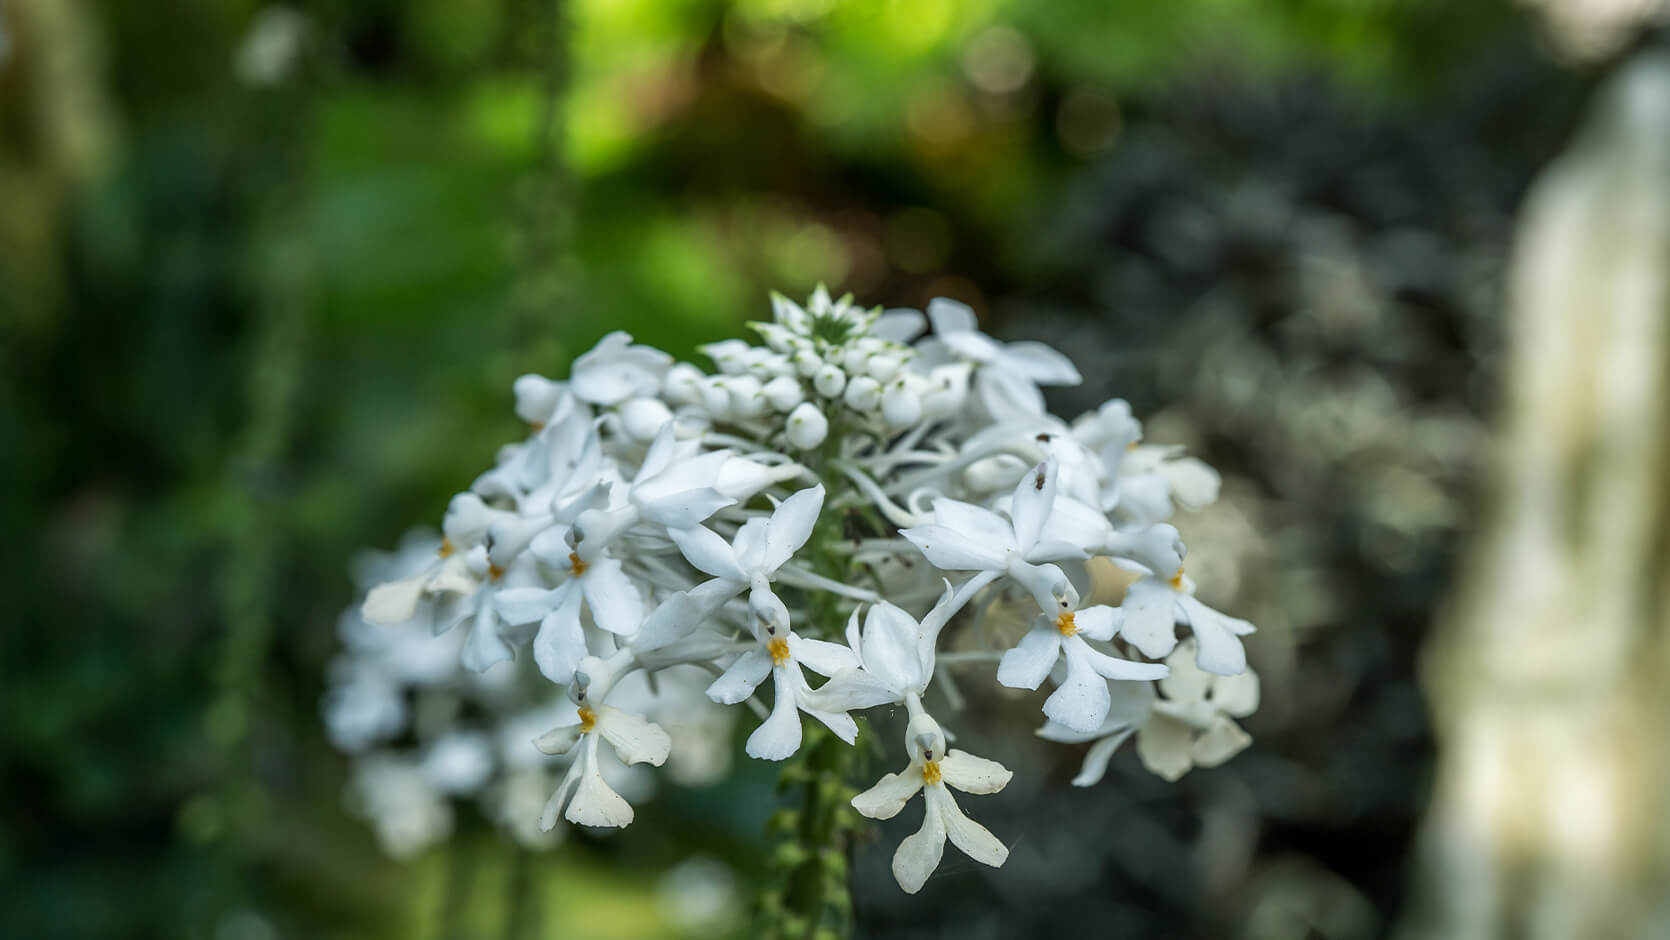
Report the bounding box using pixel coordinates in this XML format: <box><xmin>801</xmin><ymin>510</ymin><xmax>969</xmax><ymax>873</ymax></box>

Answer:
<box><xmin>329</xmin><ymin>288</ymin><xmax>1259</xmax><ymax>895</ymax></box>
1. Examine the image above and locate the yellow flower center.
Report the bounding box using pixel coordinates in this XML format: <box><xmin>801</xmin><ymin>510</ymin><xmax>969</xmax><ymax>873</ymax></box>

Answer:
<box><xmin>922</xmin><ymin>760</ymin><xmax>942</xmax><ymax>786</ymax></box>
<box><xmin>489</xmin><ymin>562</ymin><xmax>505</xmax><ymax>582</ymax></box>
<box><xmin>1169</xmin><ymin>567</ymin><xmax>1185</xmax><ymax>591</ymax></box>
<box><xmin>437</xmin><ymin>538</ymin><xmax>455</xmax><ymax>559</ymax></box>
<box><xmin>529</xmin><ymin>420</ymin><xmax>545</xmax><ymax>431</ymax></box>
<box><xmin>1056</xmin><ymin>611</ymin><xmax>1078</xmax><ymax>637</ymax></box>
<box><xmin>768</xmin><ymin>636</ymin><xmax>791</xmax><ymax>666</ymax></box>
<box><xmin>569</xmin><ymin>551</ymin><xmax>589</xmax><ymax>577</ymax></box>
<box><xmin>577</xmin><ymin>706</ymin><xmax>597</xmax><ymax>733</ymax></box>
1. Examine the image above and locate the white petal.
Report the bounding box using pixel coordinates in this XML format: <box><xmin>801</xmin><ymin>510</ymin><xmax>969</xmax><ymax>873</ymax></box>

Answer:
<box><xmin>494</xmin><ymin>586</ymin><xmax>562</xmax><ymax>626</ymax></box>
<box><xmin>637</xmin><ymin>423</ymin><xmax>677</xmax><ymax>481</ymax></box>
<box><xmin>805</xmin><ymin>667</ymin><xmax>900</xmax><ymax>712</ymax></box>
<box><xmin>597</xmin><ymin>706</ymin><xmax>671</xmax><ymax>766</ymax></box>
<box><xmin>1119</xmin><ymin>578</ymin><xmax>1180</xmax><ymax>661</ymax></box>
<box><xmin>862</xmin><ymin>603</ymin><xmax>926</xmax><ymax>693</ymax></box>
<box><xmin>667</xmin><ymin>525</ymin><xmax>746</xmax><ymax>582</ymax></box>
<box><xmin>851</xmin><ymin>769</ymin><xmax>924</xmax><ymax>820</ymax></box>
<box><xmin>1038</xmin><ymin>497</ymin><xmax>1114</xmax><ymax>556</ymax></box>
<box><xmin>1164</xmin><ymin>456</ymin><xmax>1221</xmax><ymax>510</ymax></box>
<box><xmin>760</xmin><ymin>485</ymin><xmax>824</xmax><ymax>572</ymax></box>
<box><xmin>996</xmin><ymin>628</ymin><xmax>1061</xmax><ymax>691</ymax></box>
<box><xmin>975</xmin><ymin>367</ymin><xmax>1045</xmax><ymax>418</ymax></box>
<box><xmin>533</xmin><ymin>724</ymin><xmax>582</xmax><ymax>756</ymax></box>
<box><xmin>362</xmin><ymin>574</ymin><xmax>427</xmax><ymax>625</ymax></box>
<box><xmin>891</xmin><ymin>800</ymin><xmax>947</xmax><ymax>894</ymax></box>
<box><xmin>580</xmin><ymin>556</ymin><xmax>643</xmax><ymax>636</ymax></box>
<box><xmin>1178</xmin><ymin>595</ymin><xmax>1253</xmax><ymax>676</ymax></box>
<box><xmin>1008</xmin><ymin>458</ymin><xmax>1058</xmax><ymax>550</ymax></box>
<box><xmin>1212</xmin><ymin>668</ymin><xmax>1262</xmax><ymax>718</ymax></box>
<box><xmin>1071</xmin><ymin>727</ymin><xmax>1138</xmax><ymax>788</ymax></box>
<box><xmin>1159</xmin><ymin>639</ymin><xmax>1212</xmax><ymax>704</ymax></box>
<box><xmin>461</xmin><ymin>601</ymin><xmax>513</xmax><ymax>673</ymax></box>
<box><xmin>635</xmin><ymin>486</ymin><xmax>734</xmax><ymax>530</ymax></box>
<box><xmin>745</xmin><ymin>670</ymin><xmax>804</xmax><ymax>761</ymax></box>
<box><xmin>873</xmin><ymin>308</ymin><xmax>926</xmax><ymax>342</ymax></box>
<box><xmin>941</xmin><ymin>329</ymin><xmax>1003</xmax><ymax>363</ymax></box>
<box><xmin>930</xmin><ymin>785</ymin><xmax>1007</xmax><ymax>869</ymax></box>
<box><xmin>531</xmin><ymin>585</ymin><xmax>587</xmax><ymax>684</ymax></box>
<box><xmin>1071</xmin><ymin>604</ymin><xmax>1121</xmax><ymax>641</ymax></box>
<box><xmin>1080</xmin><ymin>641</ymin><xmax>1168</xmax><ymax>682</ymax></box>
<box><xmin>926</xmin><ymin>296</ymin><xmax>978</xmax><ymax>335</ymax></box>
<box><xmin>789</xmin><ymin>635</ymin><xmax>859</xmax><ymax>677</ymax></box>
<box><xmin>1135</xmin><ymin>713</ymin><xmax>1195</xmax><ymax>782</ymax></box>
<box><xmin>900</xmin><ymin>523</ymin><xmax>1007</xmax><ymax>572</ymax></box>
<box><xmin>1192</xmin><ymin>717</ymin><xmax>1252</xmax><ymax>768</ymax></box>
<box><xmin>731</xmin><ymin>518</ymin><xmax>770</xmax><ymax>572</ymax></box>
<box><xmin>931</xmin><ymin>497</ymin><xmax>1016</xmax><ymax>549</ymax></box>
<box><xmin>566</xmin><ymin>765</ymin><xmax>634</xmax><ymax>828</ymax></box>
<box><xmin>539</xmin><ymin>764</ymin><xmax>582</xmax><ymax>831</ymax></box>
<box><xmin>937</xmin><ymin>750</ymin><xmax>1012</xmax><ymax>795</ymax></box>
<box><xmin>706</xmin><ymin>649</ymin><xmax>773</xmax><ymax>704</ymax></box>
<box><xmin>1043</xmin><ymin>639</ymin><xmax>1112</xmax><ymax>734</ymax></box>
<box><xmin>997</xmin><ymin>341</ymin><xmax>1081</xmax><ymax>385</ymax></box>
<box><xmin>802</xmin><ymin>705</ymin><xmax>859</xmax><ymax>745</ymax></box>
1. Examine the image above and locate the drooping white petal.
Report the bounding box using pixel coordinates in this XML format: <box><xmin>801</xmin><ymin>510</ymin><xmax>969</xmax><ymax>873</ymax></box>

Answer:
<box><xmin>996</xmin><ymin>628</ymin><xmax>1061</xmax><ymax>691</ymax></box>
<box><xmin>937</xmin><ymin>750</ymin><xmax>1012</xmax><ymax>795</ymax></box>
<box><xmin>461</xmin><ymin>600</ymin><xmax>513</xmax><ymax>673</ymax></box>
<box><xmin>1119</xmin><ymin>578</ymin><xmax>1181</xmax><ymax>660</ymax></box>
<box><xmin>805</xmin><ymin>667</ymin><xmax>900</xmax><ymax>712</ymax></box>
<box><xmin>862</xmin><ymin>603</ymin><xmax>925</xmax><ymax>693</ymax></box>
<box><xmin>1071</xmin><ymin>727</ymin><xmax>1138</xmax><ymax>788</ymax></box>
<box><xmin>1135</xmin><ymin>712</ymin><xmax>1196</xmax><ymax>782</ymax></box>
<box><xmin>760</xmin><ymin>485</ymin><xmax>825</xmax><ymax>572</ymax></box>
<box><xmin>531</xmin><ymin>583</ymin><xmax>587</xmax><ymax>684</ymax></box>
<box><xmin>802</xmin><ymin>704</ymin><xmax>858</xmax><ymax>745</ymax></box>
<box><xmin>1043</xmin><ymin>639</ymin><xmax>1112</xmax><ymax>734</ymax></box>
<box><xmin>1080</xmin><ymin>641</ymin><xmax>1168</xmax><ymax>682</ymax></box>
<box><xmin>1212</xmin><ymin>668</ymin><xmax>1262</xmax><ymax>718</ymax></box>
<box><xmin>667</xmin><ymin>525</ymin><xmax>746</xmax><ymax>582</ymax></box>
<box><xmin>570</xmin><ymin>331</ymin><xmax>670</xmax><ymax>406</ymax></box>
<box><xmin>636</xmin><ymin>424</ymin><xmax>678</xmax><ymax>481</ymax></box>
<box><xmin>706</xmin><ymin>649</ymin><xmax>773</xmax><ymax>705</ymax></box>
<box><xmin>596</xmin><ymin>706</ymin><xmax>671</xmax><ymax>767</ymax></box>
<box><xmin>1163</xmin><ymin>456</ymin><xmax>1221</xmax><ymax>510</ymax></box>
<box><xmin>789</xmin><ymin>635</ymin><xmax>860</xmax><ymax>677</ymax></box>
<box><xmin>873</xmin><ymin>308</ymin><xmax>926</xmax><ymax>342</ymax></box>
<box><xmin>533</xmin><ymin>723</ymin><xmax>583</xmax><ymax>756</ymax></box>
<box><xmin>851</xmin><ymin>769</ymin><xmax>925</xmax><ymax>820</ymax></box>
<box><xmin>494</xmin><ymin>586</ymin><xmax>562</xmax><ymax>626</ymax></box>
<box><xmin>1158</xmin><ymin>639</ymin><xmax>1212</xmax><ymax>704</ymax></box>
<box><xmin>1071</xmin><ymin>604</ymin><xmax>1121</xmax><ymax>641</ymax></box>
<box><xmin>745</xmin><ymin>669</ymin><xmax>804</xmax><ymax>761</ymax></box>
<box><xmin>891</xmin><ymin>797</ymin><xmax>948</xmax><ymax>895</ymax></box>
<box><xmin>362</xmin><ymin>574</ymin><xmax>428</xmax><ymax>625</ymax></box>
<box><xmin>997</xmin><ymin>341</ymin><xmax>1082</xmax><ymax>385</ymax></box>
<box><xmin>566</xmin><ymin>763</ymin><xmax>635</xmax><ymax>828</ymax></box>
<box><xmin>539</xmin><ymin>764</ymin><xmax>582</xmax><ymax>831</ymax></box>
<box><xmin>1192</xmin><ymin>717</ymin><xmax>1252</xmax><ymax>767</ymax></box>
<box><xmin>900</xmin><ymin>523</ymin><xmax>1008</xmax><ymax>571</ymax></box>
<box><xmin>941</xmin><ymin>329</ymin><xmax>1003</xmax><ymax>363</ymax></box>
<box><xmin>930</xmin><ymin>786</ymin><xmax>1008</xmax><ymax>870</ymax></box>
<box><xmin>634</xmin><ymin>486</ymin><xmax>734</xmax><ymax>530</ymax></box>
<box><xmin>1177</xmin><ymin>595</ymin><xmax>1252</xmax><ymax>676</ymax></box>
<box><xmin>580</xmin><ymin>556</ymin><xmax>644</xmax><ymax>636</ymax></box>
<box><xmin>975</xmin><ymin>367</ymin><xmax>1045</xmax><ymax>418</ymax></box>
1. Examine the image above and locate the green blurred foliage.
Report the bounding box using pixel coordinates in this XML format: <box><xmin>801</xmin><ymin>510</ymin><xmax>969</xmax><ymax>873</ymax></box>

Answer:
<box><xmin>0</xmin><ymin>0</ymin><xmax>1551</xmax><ymax>936</ymax></box>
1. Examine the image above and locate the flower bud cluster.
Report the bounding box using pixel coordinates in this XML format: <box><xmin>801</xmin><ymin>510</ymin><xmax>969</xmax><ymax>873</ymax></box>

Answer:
<box><xmin>329</xmin><ymin>287</ymin><xmax>1260</xmax><ymax>893</ymax></box>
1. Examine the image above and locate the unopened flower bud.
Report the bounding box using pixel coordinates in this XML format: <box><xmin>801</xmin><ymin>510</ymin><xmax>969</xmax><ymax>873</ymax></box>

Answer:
<box><xmin>662</xmin><ymin>363</ymin><xmax>706</xmax><ymax>406</ymax></box>
<box><xmin>513</xmin><ymin>374</ymin><xmax>563</xmax><ymax>425</ymax></box>
<box><xmin>726</xmin><ymin>375</ymin><xmax>767</xmax><ymax>418</ymax></box>
<box><xmin>785</xmin><ymin>402</ymin><xmax>829</xmax><ymax>450</ymax></box>
<box><xmin>842</xmin><ymin>346</ymin><xmax>870</xmax><ymax>375</ymax></box>
<box><xmin>963</xmin><ymin>454</ymin><xmax>1029</xmax><ymax>492</ymax></box>
<box><xmin>844</xmin><ymin>375</ymin><xmax>882</xmax><ymax>411</ymax></box>
<box><xmin>700</xmin><ymin>377</ymin><xmax>732</xmax><ymax>416</ymax></box>
<box><xmin>763</xmin><ymin>375</ymin><xmax>805</xmax><ymax>412</ymax></box>
<box><xmin>793</xmin><ymin>350</ymin><xmax>823</xmax><ymax>377</ymax></box>
<box><xmin>813</xmin><ymin>364</ymin><xmax>846</xmax><ymax>399</ymax></box>
<box><xmin>866</xmin><ymin>354</ymin><xmax>902</xmax><ymax>383</ymax></box>
<box><xmin>619</xmin><ymin>397</ymin><xmax>672</xmax><ymax>441</ymax></box>
<box><xmin>880</xmin><ymin>379</ymin><xmax>922</xmax><ymax>427</ymax></box>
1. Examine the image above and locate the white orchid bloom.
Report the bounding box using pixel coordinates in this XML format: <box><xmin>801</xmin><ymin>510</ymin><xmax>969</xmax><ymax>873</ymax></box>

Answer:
<box><xmin>1119</xmin><ymin>569</ymin><xmax>1255</xmax><ymax>676</ymax></box>
<box><xmin>532</xmin><ymin>655</ymin><xmax>671</xmax><ymax>829</ymax></box>
<box><xmin>359</xmin><ymin>492</ymin><xmax>506</xmax><ymax>626</ymax></box>
<box><xmin>1113</xmin><ymin>444</ymin><xmax>1222</xmax><ymax>527</ymax></box>
<box><xmin>901</xmin><ymin>458</ymin><xmax>1092</xmax><ymax>615</ymax></box>
<box><xmin>1134</xmin><ymin>639</ymin><xmax>1260</xmax><ymax>782</ymax></box>
<box><xmin>805</xmin><ymin>582</ymin><xmax>965</xmax><ymax>713</ymax></box>
<box><xmin>1036</xmin><ymin>678</ymin><xmax>1156</xmax><ymax>787</ymax></box>
<box><xmin>920</xmin><ymin>297</ymin><xmax>1080</xmax><ymax>419</ymax></box>
<box><xmin>666</xmin><ymin>484</ymin><xmax>824</xmax><ymax>632</ymax></box>
<box><xmin>492</xmin><ymin>526</ymin><xmax>645</xmax><ymax>684</ymax></box>
<box><xmin>996</xmin><ymin>603</ymin><xmax>1167</xmax><ymax>734</ymax></box>
<box><xmin>568</xmin><ymin>424</ymin><xmax>735</xmax><ymax>560</ymax></box>
<box><xmin>705</xmin><ymin>614</ymin><xmax>860</xmax><ymax>761</ymax></box>
<box><xmin>570</xmin><ymin>331</ymin><xmax>672</xmax><ymax>406</ymax></box>
<box><xmin>851</xmin><ymin>712</ymin><xmax>1011</xmax><ymax>894</ymax></box>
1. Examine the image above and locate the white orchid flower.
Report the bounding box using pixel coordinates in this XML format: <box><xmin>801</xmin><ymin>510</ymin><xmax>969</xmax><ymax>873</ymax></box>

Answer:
<box><xmin>920</xmin><ymin>297</ymin><xmax>1080</xmax><ymax>419</ymax></box>
<box><xmin>901</xmin><ymin>457</ymin><xmax>1092</xmax><ymax>615</ymax></box>
<box><xmin>532</xmin><ymin>655</ymin><xmax>671</xmax><ymax>829</ymax></box>
<box><xmin>570</xmin><ymin>331</ymin><xmax>672</xmax><ymax>406</ymax></box>
<box><xmin>666</xmin><ymin>484</ymin><xmax>825</xmax><ymax>633</ymax></box>
<box><xmin>568</xmin><ymin>424</ymin><xmax>735</xmax><ymax>560</ymax></box>
<box><xmin>996</xmin><ymin>602</ymin><xmax>1167</xmax><ymax>734</ymax></box>
<box><xmin>1134</xmin><ymin>639</ymin><xmax>1260</xmax><ymax>782</ymax></box>
<box><xmin>704</xmin><ymin>613</ymin><xmax>860</xmax><ymax>760</ymax></box>
<box><xmin>805</xmin><ymin>582</ymin><xmax>966</xmax><ymax>713</ymax></box>
<box><xmin>851</xmin><ymin>711</ymin><xmax>1011</xmax><ymax>894</ymax></box>
<box><xmin>1036</xmin><ymin>678</ymin><xmax>1156</xmax><ymax>787</ymax></box>
<box><xmin>1119</xmin><ymin>569</ymin><xmax>1255</xmax><ymax>676</ymax></box>
<box><xmin>492</xmin><ymin>527</ymin><xmax>645</xmax><ymax>685</ymax></box>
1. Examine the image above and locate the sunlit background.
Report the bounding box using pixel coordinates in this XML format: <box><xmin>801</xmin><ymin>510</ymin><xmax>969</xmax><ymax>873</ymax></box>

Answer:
<box><xmin>5</xmin><ymin>1</ymin><xmax>1667</xmax><ymax>938</ymax></box>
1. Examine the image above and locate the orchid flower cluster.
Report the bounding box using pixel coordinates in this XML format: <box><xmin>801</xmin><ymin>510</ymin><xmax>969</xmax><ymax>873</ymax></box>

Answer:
<box><xmin>338</xmin><ymin>288</ymin><xmax>1259</xmax><ymax>895</ymax></box>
